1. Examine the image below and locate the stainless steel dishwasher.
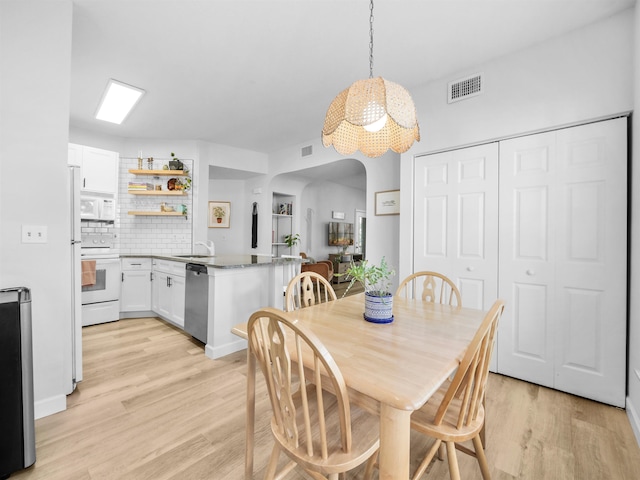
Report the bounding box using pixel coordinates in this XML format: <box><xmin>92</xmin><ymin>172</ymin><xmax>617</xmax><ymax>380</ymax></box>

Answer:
<box><xmin>184</xmin><ymin>263</ymin><xmax>209</xmax><ymax>343</ymax></box>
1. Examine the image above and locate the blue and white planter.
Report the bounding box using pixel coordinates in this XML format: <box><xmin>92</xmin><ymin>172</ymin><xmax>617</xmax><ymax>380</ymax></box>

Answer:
<box><xmin>363</xmin><ymin>291</ymin><xmax>394</xmax><ymax>324</ymax></box>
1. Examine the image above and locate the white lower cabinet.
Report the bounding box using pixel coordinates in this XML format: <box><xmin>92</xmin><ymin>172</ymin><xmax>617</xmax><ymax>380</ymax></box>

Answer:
<box><xmin>121</xmin><ymin>258</ymin><xmax>152</xmax><ymax>312</ymax></box>
<box><xmin>152</xmin><ymin>259</ymin><xmax>186</xmax><ymax>328</ymax></box>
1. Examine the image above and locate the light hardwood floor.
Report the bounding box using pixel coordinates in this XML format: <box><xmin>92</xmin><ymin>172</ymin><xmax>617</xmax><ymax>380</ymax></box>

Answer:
<box><xmin>12</xmin><ymin>316</ymin><xmax>640</xmax><ymax>479</ymax></box>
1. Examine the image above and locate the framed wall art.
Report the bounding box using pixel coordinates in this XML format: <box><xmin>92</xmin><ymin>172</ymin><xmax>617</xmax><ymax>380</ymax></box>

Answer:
<box><xmin>208</xmin><ymin>201</ymin><xmax>231</xmax><ymax>228</ymax></box>
<box><xmin>375</xmin><ymin>190</ymin><xmax>400</xmax><ymax>215</ymax></box>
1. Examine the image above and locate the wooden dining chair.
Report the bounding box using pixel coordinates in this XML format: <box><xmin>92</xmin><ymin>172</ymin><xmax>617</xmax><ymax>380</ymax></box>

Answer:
<box><xmin>285</xmin><ymin>271</ymin><xmax>337</xmax><ymax>312</ymax></box>
<box><xmin>247</xmin><ymin>307</ymin><xmax>380</xmax><ymax>480</ymax></box>
<box><xmin>396</xmin><ymin>271</ymin><xmax>462</xmax><ymax>306</ymax></box>
<box><xmin>409</xmin><ymin>299</ymin><xmax>505</xmax><ymax>480</ymax></box>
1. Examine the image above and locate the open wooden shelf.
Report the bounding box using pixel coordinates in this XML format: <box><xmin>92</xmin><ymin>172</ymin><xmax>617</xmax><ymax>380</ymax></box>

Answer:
<box><xmin>128</xmin><ymin>211</ymin><xmax>186</xmax><ymax>216</ymax></box>
<box><xmin>127</xmin><ymin>190</ymin><xmax>187</xmax><ymax>196</ymax></box>
<box><xmin>128</xmin><ymin>169</ymin><xmax>186</xmax><ymax>176</ymax></box>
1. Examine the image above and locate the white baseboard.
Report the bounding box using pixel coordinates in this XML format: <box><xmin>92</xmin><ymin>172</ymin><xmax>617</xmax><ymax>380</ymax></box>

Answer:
<box><xmin>205</xmin><ymin>338</ymin><xmax>247</xmax><ymax>360</ymax></box>
<box><xmin>35</xmin><ymin>394</ymin><xmax>66</xmax><ymax>420</ymax></box>
<box><xmin>627</xmin><ymin>396</ymin><xmax>640</xmax><ymax>448</ymax></box>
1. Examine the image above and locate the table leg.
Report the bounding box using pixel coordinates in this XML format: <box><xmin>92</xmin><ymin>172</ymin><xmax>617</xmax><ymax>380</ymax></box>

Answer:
<box><xmin>245</xmin><ymin>348</ymin><xmax>256</xmax><ymax>480</ymax></box>
<box><xmin>379</xmin><ymin>404</ymin><xmax>411</xmax><ymax>480</ymax></box>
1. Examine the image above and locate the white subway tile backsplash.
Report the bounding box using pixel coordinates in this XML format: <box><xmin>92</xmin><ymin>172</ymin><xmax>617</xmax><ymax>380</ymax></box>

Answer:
<box><xmin>116</xmin><ymin>157</ymin><xmax>194</xmax><ymax>255</ymax></box>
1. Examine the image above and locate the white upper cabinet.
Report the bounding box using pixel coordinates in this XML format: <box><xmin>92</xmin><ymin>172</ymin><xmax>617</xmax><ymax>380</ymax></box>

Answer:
<box><xmin>69</xmin><ymin>143</ymin><xmax>119</xmax><ymax>195</ymax></box>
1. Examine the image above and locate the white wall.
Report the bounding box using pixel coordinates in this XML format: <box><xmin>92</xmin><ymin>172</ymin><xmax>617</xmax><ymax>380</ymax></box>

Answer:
<box><xmin>627</xmin><ymin>3</ymin><xmax>640</xmax><ymax>445</ymax></box>
<box><xmin>0</xmin><ymin>0</ymin><xmax>73</xmax><ymax>418</ymax></box>
<box><xmin>399</xmin><ymin>8</ymin><xmax>634</xmax><ymax>282</ymax></box>
<box><xmin>206</xmin><ymin>178</ymin><xmax>248</xmax><ymax>254</ymax></box>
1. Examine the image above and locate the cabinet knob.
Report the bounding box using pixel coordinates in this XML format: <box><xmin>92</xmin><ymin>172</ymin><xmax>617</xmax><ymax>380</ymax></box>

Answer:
<box><xmin>526</xmin><ymin>269</ymin><xmax>535</xmax><ymax>276</ymax></box>
<box><xmin>467</xmin><ymin>266</ymin><xmax>475</xmax><ymax>272</ymax></box>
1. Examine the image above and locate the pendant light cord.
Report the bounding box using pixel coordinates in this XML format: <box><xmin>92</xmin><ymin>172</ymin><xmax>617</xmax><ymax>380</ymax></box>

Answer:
<box><xmin>369</xmin><ymin>0</ymin><xmax>375</xmax><ymax>79</ymax></box>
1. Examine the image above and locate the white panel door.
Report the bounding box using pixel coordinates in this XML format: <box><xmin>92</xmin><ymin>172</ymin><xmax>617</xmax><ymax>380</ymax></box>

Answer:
<box><xmin>414</xmin><ymin>143</ymin><xmax>499</xmax><ymax>312</ymax></box>
<box><xmin>553</xmin><ymin>118</ymin><xmax>627</xmax><ymax>407</ymax></box>
<box><xmin>498</xmin><ymin>131</ymin><xmax>557</xmax><ymax>388</ymax></box>
<box><xmin>498</xmin><ymin>118</ymin><xmax>627</xmax><ymax>406</ymax></box>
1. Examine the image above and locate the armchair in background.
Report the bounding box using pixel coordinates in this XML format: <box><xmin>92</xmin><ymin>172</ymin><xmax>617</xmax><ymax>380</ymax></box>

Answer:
<box><xmin>299</xmin><ymin>252</ymin><xmax>334</xmax><ymax>283</ymax></box>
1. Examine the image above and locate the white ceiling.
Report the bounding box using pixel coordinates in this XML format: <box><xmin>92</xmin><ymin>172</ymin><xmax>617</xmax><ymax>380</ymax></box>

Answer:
<box><xmin>70</xmin><ymin>0</ymin><xmax>635</xmax><ymax>156</ymax></box>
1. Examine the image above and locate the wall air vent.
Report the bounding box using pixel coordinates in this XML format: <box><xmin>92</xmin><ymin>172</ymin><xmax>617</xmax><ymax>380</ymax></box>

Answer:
<box><xmin>448</xmin><ymin>73</ymin><xmax>483</xmax><ymax>103</ymax></box>
<box><xmin>301</xmin><ymin>145</ymin><xmax>313</xmax><ymax>157</ymax></box>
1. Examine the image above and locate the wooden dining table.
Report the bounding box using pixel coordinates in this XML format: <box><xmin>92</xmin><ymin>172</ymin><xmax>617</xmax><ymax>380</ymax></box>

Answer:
<box><xmin>231</xmin><ymin>292</ymin><xmax>487</xmax><ymax>480</ymax></box>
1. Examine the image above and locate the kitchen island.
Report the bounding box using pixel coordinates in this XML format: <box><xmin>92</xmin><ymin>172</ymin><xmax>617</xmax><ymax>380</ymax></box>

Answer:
<box><xmin>120</xmin><ymin>254</ymin><xmax>302</xmax><ymax>359</ymax></box>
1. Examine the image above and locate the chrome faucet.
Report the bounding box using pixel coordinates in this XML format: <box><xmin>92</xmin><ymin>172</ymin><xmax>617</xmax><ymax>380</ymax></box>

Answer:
<box><xmin>195</xmin><ymin>240</ymin><xmax>215</xmax><ymax>256</ymax></box>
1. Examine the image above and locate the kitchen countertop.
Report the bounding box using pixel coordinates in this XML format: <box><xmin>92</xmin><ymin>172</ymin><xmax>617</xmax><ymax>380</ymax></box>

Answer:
<box><xmin>120</xmin><ymin>253</ymin><xmax>303</xmax><ymax>269</ymax></box>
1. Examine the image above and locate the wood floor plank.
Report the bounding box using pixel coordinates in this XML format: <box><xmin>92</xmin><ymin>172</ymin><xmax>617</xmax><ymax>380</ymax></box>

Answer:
<box><xmin>10</xmin><ymin>316</ymin><xmax>640</xmax><ymax>480</ymax></box>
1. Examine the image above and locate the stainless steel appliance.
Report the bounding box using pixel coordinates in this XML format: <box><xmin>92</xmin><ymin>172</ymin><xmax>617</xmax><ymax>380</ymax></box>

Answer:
<box><xmin>184</xmin><ymin>263</ymin><xmax>209</xmax><ymax>343</ymax></box>
<box><xmin>0</xmin><ymin>287</ymin><xmax>36</xmax><ymax>477</ymax></box>
<box><xmin>81</xmin><ymin>234</ymin><xmax>120</xmax><ymax>327</ymax></box>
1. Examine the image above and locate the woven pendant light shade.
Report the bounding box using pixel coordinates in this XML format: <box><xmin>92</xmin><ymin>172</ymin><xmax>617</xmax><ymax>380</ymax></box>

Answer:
<box><xmin>322</xmin><ymin>77</ymin><xmax>420</xmax><ymax>158</ymax></box>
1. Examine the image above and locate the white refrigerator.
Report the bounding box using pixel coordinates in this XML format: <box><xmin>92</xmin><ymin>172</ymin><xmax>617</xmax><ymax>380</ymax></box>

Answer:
<box><xmin>68</xmin><ymin>163</ymin><xmax>83</xmax><ymax>392</ymax></box>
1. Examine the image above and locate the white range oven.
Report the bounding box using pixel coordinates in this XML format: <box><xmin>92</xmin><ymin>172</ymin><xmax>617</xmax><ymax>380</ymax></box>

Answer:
<box><xmin>81</xmin><ymin>233</ymin><xmax>120</xmax><ymax>326</ymax></box>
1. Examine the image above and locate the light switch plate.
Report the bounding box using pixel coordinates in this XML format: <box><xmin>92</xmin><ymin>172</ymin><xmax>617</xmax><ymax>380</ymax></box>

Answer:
<box><xmin>22</xmin><ymin>225</ymin><xmax>48</xmax><ymax>243</ymax></box>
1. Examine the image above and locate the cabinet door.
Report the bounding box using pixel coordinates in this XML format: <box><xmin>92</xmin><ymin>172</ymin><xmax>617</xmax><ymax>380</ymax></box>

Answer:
<box><xmin>153</xmin><ymin>271</ymin><xmax>172</xmax><ymax>319</ymax></box>
<box><xmin>81</xmin><ymin>146</ymin><xmax>119</xmax><ymax>194</ymax></box>
<box><xmin>170</xmin><ymin>274</ymin><xmax>186</xmax><ymax>327</ymax></box>
<box><xmin>121</xmin><ymin>271</ymin><xmax>151</xmax><ymax>311</ymax></box>
<box><xmin>151</xmin><ymin>270</ymin><xmax>160</xmax><ymax>313</ymax></box>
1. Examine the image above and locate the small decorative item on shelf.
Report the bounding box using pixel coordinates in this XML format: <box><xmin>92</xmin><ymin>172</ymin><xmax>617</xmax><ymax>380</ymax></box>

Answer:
<box><xmin>175</xmin><ymin>176</ymin><xmax>191</xmax><ymax>191</ymax></box>
<box><xmin>167</xmin><ymin>178</ymin><xmax>177</xmax><ymax>190</ymax></box>
<box><xmin>169</xmin><ymin>152</ymin><xmax>184</xmax><ymax>170</ymax></box>
<box><xmin>160</xmin><ymin>202</ymin><xmax>166</xmax><ymax>212</ymax></box>
<box><xmin>137</xmin><ymin>156</ymin><xmax>143</xmax><ymax>170</ymax></box>
<box><xmin>284</xmin><ymin>233</ymin><xmax>300</xmax><ymax>248</ymax></box>
<box><xmin>336</xmin><ymin>257</ymin><xmax>396</xmax><ymax>323</ymax></box>
<box><xmin>147</xmin><ymin>157</ymin><xmax>154</xmax><ymax>170</ymax></box>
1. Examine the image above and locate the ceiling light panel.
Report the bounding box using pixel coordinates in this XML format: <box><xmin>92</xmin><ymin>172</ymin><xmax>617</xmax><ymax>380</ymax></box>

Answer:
<box><xmin>95</xmin><ymin>79</ymin><xmax>145</xmax><ymax>124</ymax></box>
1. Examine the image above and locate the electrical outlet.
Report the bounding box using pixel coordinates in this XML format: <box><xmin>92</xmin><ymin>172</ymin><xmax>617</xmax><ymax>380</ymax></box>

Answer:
<box><xmin>22</xmin><ymin>225</ymin><xmax>48</xmax><ymax>243</ymax></box>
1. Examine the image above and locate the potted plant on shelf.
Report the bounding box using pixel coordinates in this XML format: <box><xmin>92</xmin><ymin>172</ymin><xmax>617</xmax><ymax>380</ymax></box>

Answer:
<box><xmin>213</xmin><ymin>206</ymin><xmax>226</xmax><ymax>223</ymax></box>
<box><xmin>284</xmin><ymin>233</ymin><xmax>300</xmax><ymax>249</ymax></box>
<box><xmin>338</xmin><ymin>257</ymin><xmax>396</xmax><ymax>324</ymax></box>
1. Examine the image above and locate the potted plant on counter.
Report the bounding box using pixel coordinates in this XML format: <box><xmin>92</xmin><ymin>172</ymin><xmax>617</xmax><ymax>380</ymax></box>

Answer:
<box><xmin>338</xmin><ymin>257</ymin><xmax>396</xmax><ymax>323</ymax></box>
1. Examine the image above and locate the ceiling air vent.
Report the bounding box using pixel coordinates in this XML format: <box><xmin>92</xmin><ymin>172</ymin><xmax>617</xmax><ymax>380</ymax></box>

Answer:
<box><xmin>448</xmin><ymin>73</ymin><xmax>483</xmax><ymax>103</ymax></box>
<box><xmin>301</xmin><ymin>145</ymin><xmax>313</xmax><ymax>157</ymax></box>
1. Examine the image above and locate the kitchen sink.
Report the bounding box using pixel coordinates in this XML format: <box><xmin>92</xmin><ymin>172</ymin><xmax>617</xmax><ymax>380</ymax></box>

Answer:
<box><xmin>174</xmin><ymin>254</ymin><xmax>213</xmax><ymax>258</ymax></box>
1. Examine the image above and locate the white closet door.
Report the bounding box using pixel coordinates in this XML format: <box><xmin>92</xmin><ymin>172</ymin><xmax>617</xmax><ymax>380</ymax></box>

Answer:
<box><xmin>413</xmin><ymin>143</ymin><xmax>499</xmax><ymax>311</ymax></box>
<box><xmin>498</xmin><ymin>118</ymin><xmax>627</xmax><ymax>406</ymax></box>
<box><xmin>553</xmin><ymin>118</ymin><xmax>627</xmax><ymax>407</ymax></box>
<box><xmin>498</xmin><ymin>131</ymin><xmax>557</xmax><ymax>388</ymax></box>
